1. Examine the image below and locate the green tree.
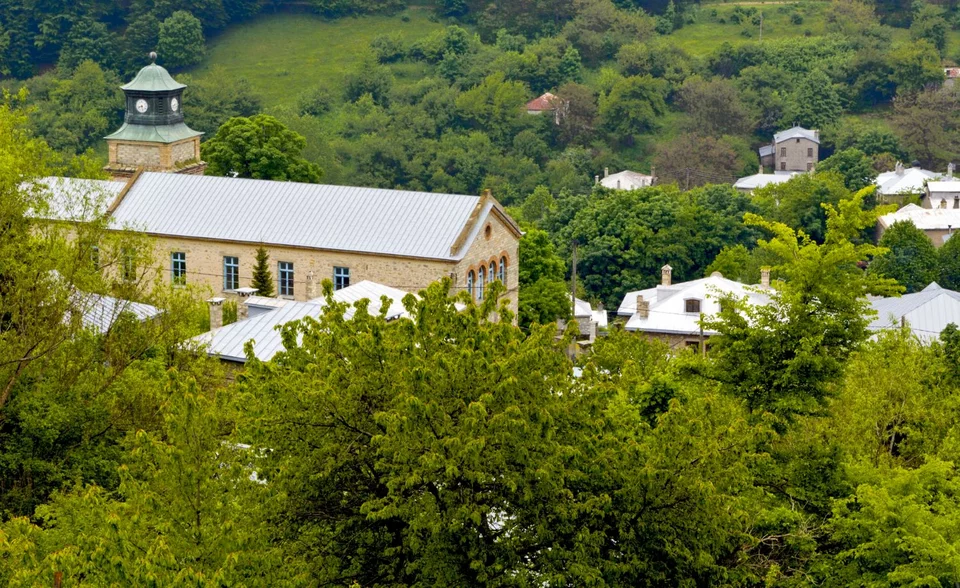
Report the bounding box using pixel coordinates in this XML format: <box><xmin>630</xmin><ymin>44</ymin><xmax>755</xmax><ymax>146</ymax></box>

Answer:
<box><xmin>817</xmin><ymin>148</ymin><xmax>876</xmax><ymax>192</ymax></box>
<box><xmin>653</xmin><ymin>133</ymin><xmax>747</xmax><ymax>189</ymax></box>
<box><xmin>344</xmin><ymin>52</ymin><xmax>394</xmax><ymax>105</ymax></box>
<box><xmin>251</xmin><ymin>246</ymin><xmax>275</xmax><ymax>297</ymax></box>
<box><xmin>201</xmin><ymin>114</ymin><xmax>324</xmax><ymax>182</ymax></box>
<box><xmin>939</xmin><ymin>231</ymin><xmax>960</xmax><ymax>290</ymax></box>
<box><xmin>870</xmin><ymin>220</ymin><xmax>940</xmax><ymax>293</ymax></box>
<box><xmin>676</xmin><ymin>75</ymin><xmax>754</xmax><ymax>137</ymax></box>
<box><xmin>121</xmin><ymin>14</ymin><xmax>160</xmax><ymax>75</ymax></box>
<box><xmin>893</xmin><ymin>88</ymin><xmax>959</xmax><ymax>169</ymax></box>
<box><xmin>58</xmin><ymin>17</ymin><xmax>114</xmax><ymax>72</ymax></box>
<box><xmin>887</xmin><ymin>39</ymin><xmax>945</xmax><ymax>94</ymax></box>
<box><xmin>157</xmin><ymin>10</ymin><xmax>205</xmax><ymax>70</ymax></box>
<box><xmin>910</xmin><ymin>2</ymin><xmax>949</xmax><ymax>56</ymax></box>
<box><xmin>750</xmin><ymin>172</ymin><xmax>851</xmax><ymax>243</ymax></box>
<box><xmin>176</xmin><ymin>66</ymin><xmax>263</xmax><ymax>136</ymax></box>
<box><xmin>785</xmin><ymin>69</ymin><xmax>843</xmax><ymax>130</ymax></box>
<box><xmin>455</xmin><ymin>72</ymin><xmax>530</xmax><ymax>145</ymax></box>
<box><xmin>599</xmin><ymin>75</ymin><xmax>668</xmax><ymax>142</ymax></box>
<box><xmin>518</xmin><ymin>228</ymin><xmax>570</xmax><ymax>326</ymax></box>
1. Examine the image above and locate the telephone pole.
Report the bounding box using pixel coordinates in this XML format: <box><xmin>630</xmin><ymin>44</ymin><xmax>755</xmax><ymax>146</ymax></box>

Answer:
<box><xmin>570</xmin><ymin>239</ymin><xmax>578</xmax><ymax>318</ymax></box>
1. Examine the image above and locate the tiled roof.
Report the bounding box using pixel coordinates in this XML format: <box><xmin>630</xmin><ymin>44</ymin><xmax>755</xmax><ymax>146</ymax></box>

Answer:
<box><xmin>525</xmin><ymin>92</ymin><xmax>560</xmax><ymax>111</ymax></box>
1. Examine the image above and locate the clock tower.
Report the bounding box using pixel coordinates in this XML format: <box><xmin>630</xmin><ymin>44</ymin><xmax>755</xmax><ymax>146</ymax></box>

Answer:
<box><xmin>104</xmin><ymin>52</ymin><xmax>205</xmax><ymax>178</ymax></box>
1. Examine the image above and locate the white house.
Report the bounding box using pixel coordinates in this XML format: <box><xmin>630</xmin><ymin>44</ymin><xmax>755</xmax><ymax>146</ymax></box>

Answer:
<box><xmin>875</xmin><ymin>162</ymin><xmax>941</xmax><ymax>202</ymax></box>
<box><xmin>878</xmin><ymin>204</ymin><xmax>960</xmax><ymax>247</ymax></box>
<box><xmin>924</xmin><ymin>167</ymin><xmax>960</xmax><ymax>209</ymax></box>
<box><xmin>598</xmin><ymin>168</ymin><xmax>655</xmax><ymax>190</ymax></box>
<box><xmin>869</xmin><ymin>282</ymin><xmax>960</xmax><ymax>343</ymax></box>
<box><xmin>733</xmin><ymin>170</ymin><xmax>800</xmax><ymax>193</ymax></box>
<box><xmin>617</xmin><ymin>266</ymin><xmax>771</xmax><ymax>350</ymax></box>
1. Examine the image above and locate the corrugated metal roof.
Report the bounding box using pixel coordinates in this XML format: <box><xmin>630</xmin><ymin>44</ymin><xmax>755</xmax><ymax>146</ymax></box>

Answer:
<box><xmin>758</xmin><ymin>145</ymin><xmax>774</xmax><ymax>157</ymax></box>
<box><xmin>121</xmin><ymin>63</ymin><xmax>186</xmax><ymax>92</ymax></box>
<box><xmin>104</xmin><ymin>122</ymin><xmax>202</xmax><ymax>143</ymax></box>
<box><xmin>927</xmin><ymin>181</ymin><xmax>960</xmax><ymax>192</ymax></box>
<box><xmin>869</xmin><ymin>283</ymin><xmax>960</xmax><ymax>343</ymax></box>
<box><xmin>74</xmin><ymin>293</ymin><xmax>162</xmax><ymax>334</ymax></box>
<box><xmin>876</xmin><ymin>167</ymin><xmax>939</xmax><ymax>195</ymax></box>
<box><xmin>196</xmin><ymin>281</ymin><xmax>417</xmax><ymax>362</ymax></box>
<box><xmin>774</xmin><ymin>126</ymin><xmax>819</xmax><ymax>144</ymax></box>
<box><xmin>109</xmin><ymin>173</ymin><xmax>483</xmax><ymax>260</ymax></box>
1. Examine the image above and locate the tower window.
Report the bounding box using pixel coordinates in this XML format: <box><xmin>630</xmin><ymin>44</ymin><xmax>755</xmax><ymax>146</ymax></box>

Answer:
<box><xmin>172</xmin><ymin>252</ymin><xmax>186</xmax><ymax>286</ymax></box>
<box><xmin>334</xmin><ymin>266</ymin><xmax>350</xmax><ymax>290</ymax></box>
<box><xmin>223</xmin><ymin>256</ymin><xmax>239</xmax><ymax>290</ymax></box>
<box><xmin>278</xmin><ymin>261</ymin><xmax>294</xmax><ymax>297</ymax></box>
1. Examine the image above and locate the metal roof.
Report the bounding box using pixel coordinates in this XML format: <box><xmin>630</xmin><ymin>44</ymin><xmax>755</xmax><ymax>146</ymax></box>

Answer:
<box><xmin>875</xmin><ymin>167</ymin><xmax>939</xmax><ymax>195</ymax></box>
<box><xmin>774</xmin><ymin>126</ymin><xmax>819</xmax><ymax>144</ymax></box>
<box><xmin>32</xmin><ymin>177</ymin><xmax>127</xmax><ymax>222</ymax></box>
<box><xmin>74</xmin><ymin>292</ymin><xmax>162</xmax><ymax>334</ymax></box>
<box><xmin>758</xmin><ymin>145</ymin><xmax>774</xmax><ymax>157</ymax></box>
<box><xmin>104</xmin><ymin>122</ymin><xmax>202</xmax><ymax>143</ymax></box>
<box><xmin>618</xmin><ymin>274</ymin><xmax>771</xmax><ymax>336</ymax></box>
<box><xmin>599</xmin><ymin>171</ymin><xmax>654</xmax><ymax>191</ymax></box>
<box><xmin>121</xmin><ymin>63</ymin><xmax>186</xmax><ymax>92</ymax></box>
<box><xmin>195</xmin><ymin>281</ymin><xmax>416</xmax><ymax>363</ymax></box>
<box><xmin>869</xmin><ymin>283</ymin><xmax>960</xmax><ymax>343</ymax></box>
<box><xmin>106</xmin><ymin>173</ymin><xmax>485</xmax><ymax>260</ymax></box>
<box><xmin>879</xmin><ymin>204</ymin><xmax>960</xmax><ymax>230</ymax></box>
<box><xmin>927</xmin><ymin>181</ymin><xmax>960</xmax><ymax>192</ymax></box>
<box><xmin>734</xmin><ymin>172</ymin><xmax>800</xmax><ymax>190</ymax></box>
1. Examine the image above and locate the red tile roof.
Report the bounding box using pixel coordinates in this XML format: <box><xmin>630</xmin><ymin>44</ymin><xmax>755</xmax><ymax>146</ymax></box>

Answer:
<box><xmin>525</xmin><ymin>92</ymin><xmax>560</xmax><ymax>111</ymax></box>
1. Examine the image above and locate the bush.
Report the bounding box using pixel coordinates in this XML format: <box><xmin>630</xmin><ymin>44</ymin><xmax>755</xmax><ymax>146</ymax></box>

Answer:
<box><xmin>790</xmin><ymin>12</ymin><xmax>804</xmax><ymax>25</ymax></box>
<box><xmin>371</xmin><ymin>33</ymin><xmax>407</xmax><ymax>63</ymax></box>
<box><xmin>297</xmin><ymin>86</ymin><xmax>334</xmax><ymax>117</ymax></box>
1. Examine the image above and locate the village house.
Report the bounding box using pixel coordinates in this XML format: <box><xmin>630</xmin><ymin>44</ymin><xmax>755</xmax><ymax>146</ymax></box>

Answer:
<box><xmin>597</xmin><ymin>168</ymin><xmax>655</xmax><ymax>190</ymax></box>
<box><xmin>733</xmin><ymin>167</ymin><xmax>800</xmax><ymax>193</ymax></box>
<box><xmin>868</xmin><ymin>282</ymin><xmax>960</xmax><ymax>343</ymax></box>
<box><xmin>36</xmin><ymin>58</ymin><xmax>523</xmax><ymax>314</ymax></box>
<box><xmin>617</xmin><ymin>265</ymin><xmax>772</xmax><ymax>352</ymax></box>
<box><xmin>875</xmin><ymin>161</ymin><xmax>941</xmax><ymax>204</ymax></box>
<box><xmin>758</xmin><ymin>126</ymin><xmax>819</xmax><ymax>172</ymax></box>
<box><xmin>525</xmin><ymin>92</ymin><xmax>565</xmax><ymax>124</ymax></box>
<box><xmin>924</xmin><ymin>165</ymin><xmax>960</xmax><ymax>208</ymax></box>
<box><xmin>877</xmin><ymin>204</ymin><xmax>960</xmax><ymax>247</ymax></box>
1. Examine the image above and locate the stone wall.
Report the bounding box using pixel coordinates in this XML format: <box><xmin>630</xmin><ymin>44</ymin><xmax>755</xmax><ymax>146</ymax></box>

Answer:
<box><xmin>116</xmin><ymin>143</ymin><xmax>162</xmax><ymax>168</ymax></box>
<box><xmin>171</xmin><ymin>139</ymin><xmax>198</xmax><ymax>166</ymax></box>
<box><xmin>452</xmin><ymin>209</ymin><xmax>521</xmax><ymax>314</ymax></box>
<box><xmin>775</xmin><ymin>137</ymin><xmax>818</xmax><ymax>172</ymax></box>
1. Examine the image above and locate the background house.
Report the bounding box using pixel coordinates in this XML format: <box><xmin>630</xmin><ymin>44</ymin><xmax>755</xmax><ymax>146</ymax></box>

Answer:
<box><xmin>598</xmin><ymin>168</ymin><xmax>655</xmax><ymax>190</ymax></box>
<box><xmin>758</xmin><ymin>126</ymin><xmax>819</xmax><ymax>172</ymax></box>
<box><xmin>878</xmin><ymin>204</ymin><xmax>960</xmax><ymax>247</ymax></box>
<box><xmin>733</xmin><ymin>169</ymin><xmax>800</xmax><ymax>193</ymax></box>
<box><xmin>876</xmin><ymin>161</ymin><xmax>941</xmax><ymax>204</ymax></box>
<box><xmin>868</xmin><ymin>282</ymin><xmax>960</xmax><ymax>343</ymax></box>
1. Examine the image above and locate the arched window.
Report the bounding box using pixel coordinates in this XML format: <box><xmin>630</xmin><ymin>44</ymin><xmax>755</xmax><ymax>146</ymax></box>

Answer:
<box><xmin>499</xmin><ymin>257</ymin><xmax>506</xmax><ymax>284</ymax></box>
<box><xmin>489</xmin><ymin>261</ymin><xmax>497</xmax><ymax>284</ymax></box>
<box><xmin>467</xmin><ymin>271</ymin><xmax>475</xmax><ymax>299</ymax></box>
<box><xmin>477</xmin><ymin>267</ymin><xmax>485</xmax><ymax>301</ymax></box>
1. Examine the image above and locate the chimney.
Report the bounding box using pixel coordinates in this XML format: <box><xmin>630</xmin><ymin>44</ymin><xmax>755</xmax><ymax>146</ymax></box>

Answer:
<box><xmin>758</xmin><ymin>164</ymin><xmax>763</xmax><ymax>175</ymax></box>
<box><xmin>896</xmin><ymin>161</ymin><xmax>904</xmax><ymax>175</ymax></box>
<box><xmin>949</xmin><ymin>162</ymin><xmax>955</xmax><ymax>179</ymax></box>
<box><xmin>234</xmin><ymin>287</ymin><xmax>258</xmax><ymax>321</ymax></box>
<box><xmin>616</xmin><ymin>179</ymin><xmax>621</xmax><ymax>189</ymax></box>
<box><xmin>661</xmin><ymin>264</ymin><xmax>672</xmax><ymax>287</ymax></box>
<box><xmin>595</xmin><ymin>175</ymin><xmax>599</xmax><ymax>185</ymax></box>
<box><xmin>761</xmin><ymin>267</ymin><xmax>771</xmax><ymax>288</ymax></box>
<box><xmin>305</xmin><ymin>271</ymin><xmax>318</xmax><ymax>299</ymax></box>
<box><xmin>650</xmin><ymin>166</ymin><xmax>656</xmax><ymax>184</ymax></box>
<box><xmin>604</xmin><ymin>167</ymin><xmax>609</xmax><ymax>178</ymax></box>
<box><xmin>636</xmin><ymin>295</ymin><xmax>649</xmax><ymax>319</ymax></box>
<box><xmin>207</xmin><ymin>297</ymin><xmax>225</xmax><ymax>330</ymax></box>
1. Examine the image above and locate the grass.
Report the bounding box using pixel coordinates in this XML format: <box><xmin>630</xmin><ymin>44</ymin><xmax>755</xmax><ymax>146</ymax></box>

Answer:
<box><xmin>186</xmin><ymin>10</ymin><xmax>445</xmax><ymax>109</ymax></box>
<box><xmin>670</xmin><ymin>1</ymin><xmax>829</xmax><ymax>55</ymax></box>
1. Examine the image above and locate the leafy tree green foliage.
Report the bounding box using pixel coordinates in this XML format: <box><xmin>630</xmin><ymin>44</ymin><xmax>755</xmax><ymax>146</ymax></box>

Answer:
<box><xmin>817</xmin><ymin>148</ymin><xmax>876</xmax><ymax>192</ymax></box>
<box><xmin>518</xmin><ymin>228</ymin><xmax>570</xmax><ymax>326</ymax></box>
<box><xmin>58</xmin><ymin>17</ymin><xmax>114</xmax><ymax>72</ymax></box>
<box><xmin>555</xmin><ymin>82</ymin><xmax>597</xmax><ymax>145</ymax></box>
<box><xmin>175</xmin><ymin>67</ymin><xmax>263</xmax><ymax>136</ymax></box>
<box><xmin>939</xmin><ymin>232</ymin><xmax>960</xmax><ymax>290</ymax></box>
<box><xmin>750</xmin><ymin>172</ymin><xmax>851</xmax><ymax>243</ymax></box>
<box><xmin>616</xmin><ymin>39</ymin><xmax>691</xmax><ymax>90</ymax></box>
<box><xmin>344</xmin><ymin>52</ymin><xmax>394</xmax><ymax>105</ymax></box>
<box><xmin>676</xmin><ymin>75</ymin><xmax>753</xmax><ymax>137</ymax></box>
<box><xmin>828</xmin><ymin>121</ymin><xmax>908</xmax><ymax>160</ymax></box>
<box><xmin>599</xmin><ymin>74</ymin><xmax>667</xmax><ymax>142</ymax></box>
<box><xmin>121</xmin><ymin>14</ymin><xmax>161</xmax><ymax>75</ymax></box>
<box><xmin>654</xmin><ymin>133</ymin><xmax>750</xmax><ymax>189</ymax></box>
<box><xmin>706</xmin><ymin>191</ymin><xmax>900</xmax><ymax>426</ymax></box>
<box><xmin>870</xmin><ymin>220</ymin><xmax>940</xmax><ymax>293</ymax></box>
<box><xmin>785</xmin><ymin>69</ymin><xmax>843</xmax><ymax>130</ymax></box>
<box><xmin>557</xmin><ymin>184</ymin><xmax>758</xmax><ymax>309</ymax></box>
<box><xmin>202</xmin><ymin>114</ymin><xmax>324</xmax><ymax>182</ymax></box>
<box><xmin>157</xmin><ymin>11</ymin><xmax>206</xmax><ymax>70</ymax></box>
<box><xmin>454</xmin><ymin>72</ymin><xmax>530</xmax><ymax>145</ymax></box>
<box><xmin>910</xmin><ymin>1</ymin><xmax>949</xmax><ymax>55</ymax></box>
<box><xmin>887</xmin><ymin>39</ymin><xmax>945</xmax><ymax>94</ymax></box>
<box><xmin>251</xmin><ymin>246</ymin><xmax>275</xmax><ymax>297</ymax></box>
<box><xmin>309</xmin><ymin>0</ymin><xmax>405</xmax><ymax>17</ymax></box>
<box><xmin>0</xmin><ymin>375</ymin><xmax>299</xmax><ymax>585</ymax></box>
<box><xmin>561</xmin><ymin>0</ymin><xmax>656</xmax><ymax>65</ymax></box>
<box><xmin>893</xmin><ymin>87</ymin><xmax>960</xmax><ymax>169</ymax></box>
<box><xmin>824</xmin><ymin>0</ymin><xmax>881</xmax><ymax>36</ymax></box>
<box><xmin>705</xmin><ymin>243</ymin><xmax>781</xmax><ymax>284</ymax></box>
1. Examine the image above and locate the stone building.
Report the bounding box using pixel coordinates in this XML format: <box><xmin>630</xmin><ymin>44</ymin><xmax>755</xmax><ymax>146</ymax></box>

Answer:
<box><xmin>104</xmin><ymin>53</ymin><xmax>205</xmax><ymax>178</ymax></box>
<box><xmin>758</xmin><ymin>126</ymin><xmax>819</xmax><ymax>172</ymax></box>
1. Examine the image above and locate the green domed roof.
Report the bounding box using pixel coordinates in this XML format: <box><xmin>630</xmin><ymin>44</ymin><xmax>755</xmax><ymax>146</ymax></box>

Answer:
<box><xmin>121</xmin><ymin>57</ymin><xmax>186</xmax><ymax>92</ymax></box>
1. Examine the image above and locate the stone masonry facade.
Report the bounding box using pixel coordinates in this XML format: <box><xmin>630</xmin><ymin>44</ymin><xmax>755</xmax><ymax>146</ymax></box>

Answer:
<box><xmin>106</xmin><ymin>137</ymin><xmax>205</xmax><ymax>178</ymax></box>
<box><xmin>775</xmin><ymin>137</ymin><xmax>818</xmax><ymax>172</ymax></box>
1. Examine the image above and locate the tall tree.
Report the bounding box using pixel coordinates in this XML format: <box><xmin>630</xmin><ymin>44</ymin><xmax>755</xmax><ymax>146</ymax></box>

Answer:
<box><xmin>676</xmin><ymin>75</ymin><xmax>754</xmax><ymax>137</ymax></box>
<box><xmin>201</xmin><ymin>114</ymin><xmax>324</xmax><ymax>182</ymax></box>
<box><xmin>251</xmin><ymin>246</ymin><xmax>275</xmax><ymax>297</ymax></box>
<box><xmin>910</xmin><ymin>2</ymin><xmax>949</xmax><ymax>56</ymax></box>
<box><xmin>893</xmin><ymin>88</ymin><xmax>959</xmax><ymax>169</ymax></box>
<box><xmin>870</xmin><ymin>220</ymin><xmax>940</xmax><ymax>293</ymax></box>
<box><xmin>518</xmin><ymin>227</ymin><xmax>570</xmax><ymax>327</ymax></box>
<box><xmin>817</xmin><ymin>148</ymin><xmax>876</xmax><ymax>192</ymax></box>
<box><xmin>599</xmin><ymin>75</ymin><xmax>667</xmax><ymax>143</ymax></box>
<box><xmin>784</xmin><ymin>69</ymin><xmax>843</xmax><ymax>130</ymax></box>
<box><xmin>157</xmin><ymin>10</ymin><xmax>205</xmax><ymax>70</ymax></box>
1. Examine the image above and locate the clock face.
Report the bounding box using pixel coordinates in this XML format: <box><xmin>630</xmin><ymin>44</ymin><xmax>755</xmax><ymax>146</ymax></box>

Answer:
<box><xmin>136</xmin><ymin>99</ymin><xmax>148</xmax><ymax>113</ymax></box>
<box><xmin>170</xmin><ymin>97</ymin><xmax>179</xmax><ymax>112</ymax></box>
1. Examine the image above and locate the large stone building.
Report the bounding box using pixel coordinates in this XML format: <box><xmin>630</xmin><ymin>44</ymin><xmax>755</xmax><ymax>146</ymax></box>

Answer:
<box><xmin>40</xmin><ymin>56</ymin><xmax>522</xmax><ymax>313</ymax></box>
<box><xmin>104</xmin><ymin>53</ymin><xmax>205</xmax><ymax>178</ymax></box>
<box><xmin>758</xmin><ymin>126</ymin><xmax>819</xmax><ymax>172</ymax></box>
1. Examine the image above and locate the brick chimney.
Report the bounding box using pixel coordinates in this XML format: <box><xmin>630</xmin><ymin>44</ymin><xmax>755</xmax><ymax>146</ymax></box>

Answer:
<box><xmin>636</xmin><ymin>295</ymin><xmax>649</xmax><ymax>319</ymax></box>
<box><xmin>305</xmin><ymin>271</ymin><xmax>318</xmax><ymax>299</ymax></box>
<box><xmin>661</xmin><ymin>264</ymin><xmax>672</xmax><ymax>287</ymax></box>
<box><xmin>207</xmin><ymin>297</ymin><xmax>225</xmax><ymax>330</ymax></box>
<box><xmin>234</xmin><ymin>287</ymin><xmax>258</xmax><ymax>321</ymax></box>
<box><xmin>761</xmin><ymin>267</ymin><xmax>771</xmax><ymax>288</ymax></box>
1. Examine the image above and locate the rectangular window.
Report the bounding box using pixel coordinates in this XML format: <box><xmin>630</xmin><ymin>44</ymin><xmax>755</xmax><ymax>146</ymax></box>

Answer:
<box><xmin>334</xmin><ymin>266</ymin><xmax>350</xmax><ymax>291</ymax></box>
<box><xmin>122</xmin><ymin>248</ymin><xmax>136</xmax><ymax>282</ymax></box>
<box><xmin>780</xmin><ymin>162</ymin><xmax>786</xmax><ymax>171</ymax></box>
<box><xmin>807</xmin><ymin>147</ymin><xmax>813</xmax><ymax>157</ymax></box>
<box><xmin>780</xmin><ymin>147</ymin><xmax>786</xmax><ymax>157</ymax></box>
<box><xmin>278</xmin><ymin>261</ymin><xmax>294</xmax><ymax>297</ymax></box>
<box><xmin>807</xmin><ymin>162</ymin><xmax>813</xmax><ymax>171</ymax></box>
<box><xmin>684</xmin><ymin>299</ymin><xmax>702</xmax><ymax>314</ymax></box>
<box><xmin>223</xmin><ymin>256</ymin><xmax>239</xmax><ymax>290</ymax></box>
<box><xmin>172</xmin><ymin>252</ymin><xmax>186</xmax><ymax>286</ymax></box>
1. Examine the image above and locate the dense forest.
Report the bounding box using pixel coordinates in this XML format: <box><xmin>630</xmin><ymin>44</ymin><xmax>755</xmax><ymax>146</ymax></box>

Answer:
<box><xmin>5</xmin><ymin>0</ymin><xmax>960</xmax><ymax>584</ymax></box>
